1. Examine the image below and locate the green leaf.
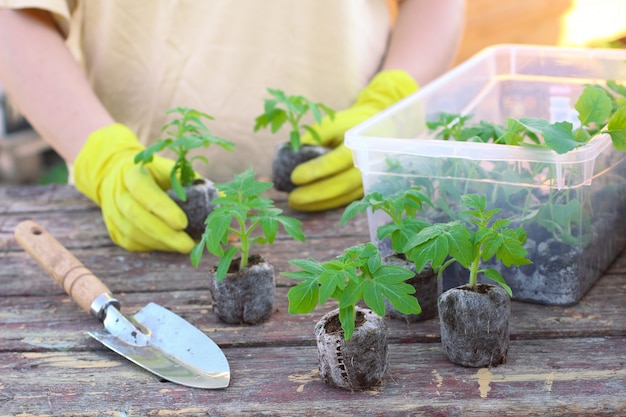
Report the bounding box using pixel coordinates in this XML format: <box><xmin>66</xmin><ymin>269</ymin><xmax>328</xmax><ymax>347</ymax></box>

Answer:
<box><xmin>340</xmin><ymin>198</ymin><xmax>369</xmax><ymax>225</ymax></box>
<box><xmin>302</xmin><ymin>125</ymin><xmax>322</xmax><ymax>144</ymax></box>
<box><xmin>214</xmin><ymin>247</ymin><xmax>238</xmax><ymax>282</ymax></box>
<box><xmin>244</xmin><ymin>181</ymin><xmax>273</xmax><ymax>199</ymax></box>
<box><xmin>404</xmin><ymin>223</ymin><xmax>443</xmax><ymax>249</ymax></box>
<box><xmin>499</xmin><ymin>118</ymin><xmax>529</xmax><ymax>146</ymax></box>
<box><xmin>492</xmin><ymin>218</ymin><xmax>511</xmax><ymax>231</ymax></box>
<box><xmin>483</xmin><ymin>268</ymin><xmax>513</xmax><ymax>297</ymax></box>
<box><xmin>381</xmin><ymin>283</ymin><xmax>421</xmax><ymax>315</ymax></box>
<box><xmin>281</xmin><ymin>269</ymin><xmax>316</xmax><ymax>281</ymax></box>
<box><xmin>189</xmin><ymin>235</ymin><xmax>207</xmax><ymax>267</ymax></box>
<box><xmin>372</xmin><ymin>264</ymin><xmax>415</xmax><ymax>284</ymax></box>
<box><xmin>574</xmin><ymin>128</ymin><xmax>591</xmax><ymax>144</ymax></box>
<box><xmin>177</xmin><ymin>159</ymin><xmax>196</xmax><ymax>188</ymax></box>
<box><xmin>445</xmin><ymin>224</ymin><xmax>474</xmax><ymax>268</ymax></box>
<box><xmin>283</xmin><ymin>94</ymin><xmax>304</xmax><ymax>116</ymax></box>
<box><xmin>376</xmin><ymin>221</ymin><xmax>399</xmax><ymax>241</ymax></box>
<box><xmin>535</xmin><ymin>199</ymin><xmax>584</xmax><ymax>244</ymax></box>
<box><xmin>287</xmin><ymin>278</ymin><xmax>320</xmax><ymax>314</ymax></box>
<box><xmin>262</xmin><ymin>98</ymin><xmax>279</xmax><ymax>116</ymax></box>
<box><xmin>606</xmin><ymin>106</ymin><xmax>626</xmax><ymax>151</ymax></box>
<box><xmin>517</xmin><ymin>118</ymin><xmax>580</xmax><ymax>154</ymax></box>
<box><xmin>339</xmin><ymin>280</ymin><xmax>366</xmax><ymax>311</ymax></box>
<box><xmin>254</xmin><ymin>88</ymin><xmax>334</xmax><ymax>152</ymax></box>
<box><xmin>405</xmin><ymin>230</ymin><xmax>449</xmax><ymax>271</ymax></box>
<box><xmin>277</xmin><ymin>216</ymin><xmax>306</xmax><ymax>241</ymax></box>
<box><xmin>260</xmin><ymin>218</ymin><xmax>278</xmax><ymax>244</ymax></box>
<box><xmin>189</xmin><ymin>154</ymin><xmax>210</xmax><ymax>167</ymax></box>
<box><xmin>253</xmin><ymin>113</ymin><xmax>269</xmax><ymax>132</ymax></box>
<box><xmin>461</xmin><ymin>193</ymin><xmax>485</xmax><ymax>211</ymax></box>
<box><xmin>135</xmin><ymin>106</ymin><xmax>232</xmax><ymax>191</ymax></box>
<box><xmin>134</xmin><ymin>140</ymin><xmax>170</xmax><ymax>165</ymax></box>
<box><xmin>427</xmin><ymin>112</ymin><xmax>473</xmax><ymax>141</ymax></box>
<box><xmin>270</xmin><ymin>110</ymin><xmax>288</xmax><ymax>134</ymax></box>
<box><xmin>267</xmin><ymin>89</ymin><xmax>288</xmax><ymax>105</ymax></box>
<box><xmin>215</xmin><ymin>167</ymin><xmax>272</xmax><ymax>197</ymax></box>
<box><xmin>480</xmin><ymin>231</ymin><xmax>503</xmax><ymax>263</ymax></box>
<box><xmin>365</xmin><ymin>250</ymin><xmax>382</xmax><ymax>278</ymax></box>
<box><xmin>575</xmin><ymin>85</ymin><xmax>613</xmax><ymax>127</ymax></box>
<box><xmin>308</xmin><ymin>100</ymin><xmax>322</xmax><ymax>123</ymax></box>
<box><xmin>607</xmin><ymin>80</ymin><xmax>626</xmax><ymax>98</ymax></box>
<box><xmin>247</xmin><ymin>197</ymin><xmax>274</xmax><ymax>212</ymax></box>
<box><xmin>318</xmin><ymin>103</ymin><xmax>335</xmax><ymax>121</ymax></box>
<box><xmin>496</xmin><ymin>233</ymin><xmax>532</xmax><ymax>267</ymax></box>
<box><xmin>404</xmin><ymin>221</ymin><xmax>472</xmax><ymax>271</ymax></box>
<box><xmin>318</xmin><ymin>268</ymin><xmax>348</xmax><ymax>305</ymax></box>
<box><xmin>455</xmin><ymin>119</ymin><xmax>505</xmax><ymax>143</ymax></box>
<box><xmin>204</xmin><ymin>211</ymin><xmax>232</xmax><ymax>255</ymax></box>
<box><xmin>287</xmin><ymin>258</ymin><xmax>325</xmax><ymax>275</ymax></box>
<box><xmin>362</xmin><ymin>281</ymin><xmax>386</xmax><ymax>317</ymax></box>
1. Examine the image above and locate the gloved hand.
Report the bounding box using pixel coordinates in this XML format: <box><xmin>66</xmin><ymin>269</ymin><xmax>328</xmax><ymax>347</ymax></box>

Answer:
<box><xmin>73</xmin><ymin>123</ymin><xmax>195</xmax><ymax>253</ymax></box>
<box><xmin>288</xmin><ymin>70</ymin><xmax>419</xmax><ymax>211</ymax></box>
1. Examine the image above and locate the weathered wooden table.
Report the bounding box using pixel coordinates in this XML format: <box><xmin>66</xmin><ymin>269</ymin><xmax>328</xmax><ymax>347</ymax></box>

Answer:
<box><xmin>1</xmin><ymin>184</ymin><xmax>625</xmax><ymax>416</ymax></box>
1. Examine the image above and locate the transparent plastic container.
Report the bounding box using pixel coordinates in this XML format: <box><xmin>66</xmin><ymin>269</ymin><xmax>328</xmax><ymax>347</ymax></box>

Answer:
<box><xmin>346</xmin><ymin>44</ymin><xmax>626</xmax><ymax>306</ymax></box>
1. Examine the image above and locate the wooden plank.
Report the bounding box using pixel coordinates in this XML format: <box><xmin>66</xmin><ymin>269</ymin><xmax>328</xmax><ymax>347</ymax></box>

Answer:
<box><xmin>0</xmin><ymin>184</ymin><xmax>95</xmax><ymax>214</ymax></box>
<box><xmin>0</xmin><ymin>337</ymin><xmax>624</xmax><ymax>416</ymax></box>
<box><xmin>2</xmin><ymin>184</ymin><xmax>626</xmax><ymax>416</ymax></box>
<box><xmin>1</xmin><ymin>272</ymin><xmax>624</xmax><ymax>352</ymax></box>
<box><xmin>0</xmin><ymin>185</ymin><xmax>370</xmax><ymax>253</ymax></box>
<box><xmin>1</xmin><ymin>234</ymin><xmax>370</xmax><ymax>297</ymax></box>
<box><xmin>0</xmin><ymin>130</ymin><xmax>51</xmax><ymax>184</ymax></box>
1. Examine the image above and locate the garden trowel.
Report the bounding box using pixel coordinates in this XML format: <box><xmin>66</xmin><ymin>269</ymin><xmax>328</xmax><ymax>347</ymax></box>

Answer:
<box><xmin>14</xmin><ymin>220</ymin><xmax>230</xmax><ymax>389</ymax></box>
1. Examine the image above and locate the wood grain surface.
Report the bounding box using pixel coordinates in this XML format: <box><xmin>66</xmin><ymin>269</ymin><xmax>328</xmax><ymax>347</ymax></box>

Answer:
<box><xmin>1</xmin><ymin>184</ymin><xmax>625</xmax><ymax>416</ymax></box>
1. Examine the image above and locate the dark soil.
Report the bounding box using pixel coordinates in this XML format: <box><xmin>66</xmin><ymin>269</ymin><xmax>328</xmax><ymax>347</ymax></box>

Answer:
<box><xmin>315</xmin><ymin>307</ymin><xmax>389</xmax><ymax>391</ymax></box>
<box><xmin>498</xmin><ymin>211</ymin><xmax>625</xmax><ymax>305</ymax></box>
<box><xmin>323</xmin><ymin>310</ymin><xmax>366</xmax><ymax>334</ymax></box>
<box><xmin>437</xmin><ymin>174</ymin><xmax>626</xmax><ymax>306</ymax></box>
<box><xmin>383</xmin><ymin>253</ymin><xmax>439</xmax><ymax>322</ymax></box>
<box><xmin>208</xmin><ymin>255</ymin><xmax>275</xmax><ymax>325</ymax></box>
<box><xmin>227</xmin><ymin>254</ymin><xmax>264</xmax><ymax>273</ymax></box>
<box><xmin>438</xmin><ymin>284</ymin><xmax>510</xmax><ymax>367</ymax></box>
<box><xmin>271</xmin><ymin>142</ymin><xmax>328</xmax><ymax>192</ymax></box>
<box><xmin>442</xmin><ymin>208</ymin><xmax>626</xmax><ymax>306</ymax></box>
<box><xmin>167</xmin><ymin>178</ymin><xmax>218</xmax><ymax>240</ymax></box>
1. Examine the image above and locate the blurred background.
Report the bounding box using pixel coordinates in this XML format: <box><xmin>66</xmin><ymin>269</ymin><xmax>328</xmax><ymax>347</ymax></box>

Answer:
<box><xmin>455</xmin><ymin>0</ymin><xmax>626</xmax><ymax>64</ymax></box>
<box><xmin>1</xmin><ymin>0</ymin><xmax>625</xmax><ymax>185</ymax></box>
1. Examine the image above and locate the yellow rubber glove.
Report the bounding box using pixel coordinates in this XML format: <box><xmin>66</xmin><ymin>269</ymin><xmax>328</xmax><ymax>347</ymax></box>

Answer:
<box><xmin>288</xmin><ymin>69</ymin><xmax>419</xmax><ymax>211</ymax></box>
<box><xmin>73</xmin><ymin>123</ymin><xmax>195</xmax><ymax>253</ymax></box>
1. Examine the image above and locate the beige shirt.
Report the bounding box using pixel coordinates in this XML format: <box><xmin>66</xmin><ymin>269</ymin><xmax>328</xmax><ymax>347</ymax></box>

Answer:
<box><xmin>4</xmin><ymin>0</ymin><xmax>392</xmax><ymax>179</ymax></box>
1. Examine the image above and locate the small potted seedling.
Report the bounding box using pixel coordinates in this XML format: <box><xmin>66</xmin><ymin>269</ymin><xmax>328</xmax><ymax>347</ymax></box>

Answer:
<box><xmin>191</xmin><ymin>167</ymin><xmax>305</xmax><ymax>324</ymax></box>
<box><xmin>134</xmin><ymin>107</ymin><xmax>235</xmax><ymax>240</ymax></box>
<box><xmin>284</xmin><ymin>242</ymin><xmax>421</xmax><ymax>390</ymax></box>
<box><xmin>340</xmin><ymin>187</ymin><xmax>441</xmax><ymax>322</ymax></box>
<box><xmin>404</xmin><ymin>194</ymin><xmax>531</xmax><ymax>367</ymax></box>
<box><xmin>253</xmin><ymin>88</ymin><xmax>334</xmax><ymax>192</ymax></box>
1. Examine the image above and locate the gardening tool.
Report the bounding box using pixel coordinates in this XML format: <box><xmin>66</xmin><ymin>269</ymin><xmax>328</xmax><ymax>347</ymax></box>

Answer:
<box><xmin>14</xmin><ymin>220</ymin><xmax>230</xmax><ymax>389</ymax></box>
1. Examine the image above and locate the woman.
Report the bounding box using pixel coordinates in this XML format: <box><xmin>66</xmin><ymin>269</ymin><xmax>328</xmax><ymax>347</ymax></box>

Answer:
<box><xmin>0</xmin><ymin>0</ymin><xmax>465</xmax><ymax>252</ymax></box>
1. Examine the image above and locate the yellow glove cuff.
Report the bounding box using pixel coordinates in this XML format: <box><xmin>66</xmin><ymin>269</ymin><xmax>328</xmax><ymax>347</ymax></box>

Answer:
<box><xmin>300</xmin><ymin>69</ymin><xmax>418</xmax><ymax>148</ymax></box>
<box><xmin>354</xmin><ymin>69</ymin><xmax>419</xmax><ymax>108</ymax></box>
<box><xmin>74</xmin><ymin>123</ymin><xmax>143</xmax><ymax>205</ymax></box>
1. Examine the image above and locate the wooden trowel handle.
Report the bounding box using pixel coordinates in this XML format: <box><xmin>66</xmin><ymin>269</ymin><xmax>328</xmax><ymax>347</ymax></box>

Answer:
<box><xmin>14</xmin><ymin>220</ymin><xmax>112</xmax><ymax>316</ymax></box>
